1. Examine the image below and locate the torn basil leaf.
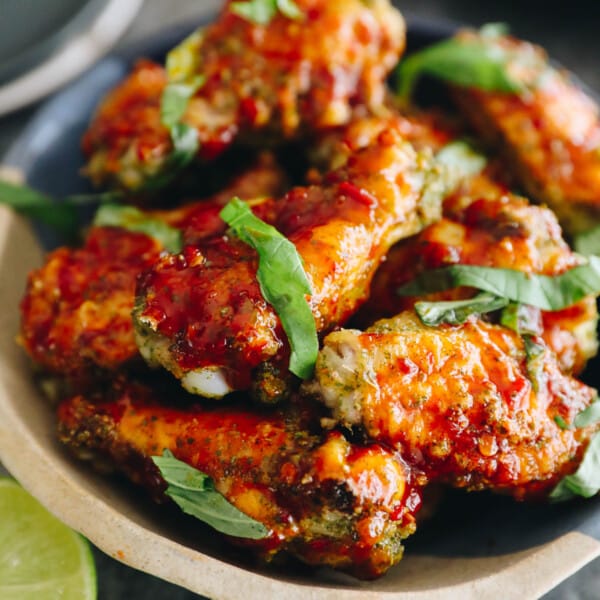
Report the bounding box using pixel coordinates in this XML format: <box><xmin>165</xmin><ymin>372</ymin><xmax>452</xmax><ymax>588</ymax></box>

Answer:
<box><xmin>0</xmin><ymin>179</ymin><xmax>122</xmax><ymax>240</ymax></box>
<box><xmin>549</xmin><ymin>431</ymin><xmax>600</xmax><ymax>502</ymax></box>
<box><xmin>397</xmin><ymin>259</ymin><xmax>600</xmax><ymax>311</ymax></box>
<box><xmin>220</xmin><ymin>197</ymin><xmax>318</xmax><ymax>379</ymax></box>
<box><xmin>523</xmin><ymin>335</ymin><xmax>545</xmax><ymax>392</ymax></box>
<box><xmin>499</xmin><ymin>302</ymin><xmax>540</xmax><ymax>336</ymax></box>
<box><xmin>414</xmin><ymin>292</ymin><xmax>508</xmax><ymax>326</ymax></box>
<box><xmin>152</xmin><ymin>450</ymin><xmax>268</xmax><ymax>539</ymax></box>
<box><xmin>93</xmin><ymin>205</ymin><xmax>182</xmax><ymax>253</ymax></box>
<box><xmin>230</xmin><ymin>0</ymin><xmax>303</xmax><ymax>25</ymax></box>
<box><xmin>435</xmin><ymin>140</ymin><xmax>487</xmax><ymax>182</ymax></box>
<box><xmin>573</xmin><ymin>225</ymin><xmax>600</xmax><ymax>256</ymax></box>
<box><xmin>574</xmin><ymin>398</ymin><xmax>600</xmax><ymax>429</ymax></box>
<box><xmin>395</xmin><ymin>25</ymin><xmax>523</xmax><ymax>102</ymax></box>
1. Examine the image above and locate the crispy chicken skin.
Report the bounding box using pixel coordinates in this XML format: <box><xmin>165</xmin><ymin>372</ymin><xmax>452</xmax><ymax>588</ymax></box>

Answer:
<box><xmin>309</xmin><ymin>311</ymin><xmax>599</xmax><ymax>500</ymax></box>
<box><xmin>19</xmin><ymin>158</ymin><xmax>287</xmax><ymax>380</ymax></box>
<box><xmin>359</xmin><ymin>178</ymin><xmax>599</xmax><ymax>374</ymax></box>
<box><xmin>451</xmin><ymin>30</ymin><xmax>600</xmax><ymax>235</ymax></box>
<box><xmin>83</xmin><ymin>0</ymin><xmax>406</xmax><ymax>191</ymax></box>
<box><xmin>134</xmin><ymin>130</ymin><xmax>448</xmax><ymax>400</ymax></box>
<box><xmin>57</xmin><ymin>381</ymin><xmax>419</xmax><ymax>579</ymax></box>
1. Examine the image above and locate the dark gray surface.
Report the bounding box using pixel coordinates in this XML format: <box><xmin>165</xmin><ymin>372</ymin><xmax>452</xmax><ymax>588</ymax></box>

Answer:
<box><xmin>1</xmin><ymin>1</ymin><xmax>599</xmax><ymax>598</ymax></box>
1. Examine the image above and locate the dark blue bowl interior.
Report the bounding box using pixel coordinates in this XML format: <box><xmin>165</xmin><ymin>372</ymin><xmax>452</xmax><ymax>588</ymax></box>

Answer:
<box><xmin>3</xmin><ymin>15</ymin><xmax>600</xmax><ymax>560</ymax></box>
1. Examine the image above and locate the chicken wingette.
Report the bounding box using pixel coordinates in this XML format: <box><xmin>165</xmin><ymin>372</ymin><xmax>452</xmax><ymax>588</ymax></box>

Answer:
<box><xmin>57</xmin><ymin>381</ymin><xmax>420</xmax><ymax>579</ymax></box>
<box><xmin>83</xmin><ymin>0</ymin><xmax>406</xmax><ymax>192</ymax></box>
<box><xmin>133</xmin><ymin>129</ymin><xmax>449</xmax><ymax>401</ymax></box>
<box><xmin>309</xmin><ymin>311</ymin><xmax>599</xmax><ymax>500</ymax></box>
<box><xmin>450</xmin><ymin>29</ymin><xmax>600</xmax><ymax>235</ymax></box>
<box><xmin>19</xmin><ymin>157</ymin><xmax>287</xmax><ymax>380</ymax></box>
<box><xmin>358</xmin><ymin>179</ymin><xmax>599</xmax><ymax>374</ymax></box>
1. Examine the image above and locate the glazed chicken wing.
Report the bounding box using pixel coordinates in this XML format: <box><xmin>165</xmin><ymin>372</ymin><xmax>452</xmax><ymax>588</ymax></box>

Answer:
<box><xmin>134</xmin><ymin>129</ymin><xmax>449</xmax><ymax>401</ymax></box>
<box><xmin>83</xmin><ymin>0</ymin><xmax>406</xmax><ymax>191</ymax></box>
<box><xmin>451</xmin><ymin>30</ymin><xmax>600</xmax><ymax>235</ymax></box>
<box><xmin>358</xmin><ymin>177</ymin><xmax>599</xmax><ymax>374</ymax></box>
<box><xmin>309</xmin><ymin>311</ymin><xmax>599</xmax><ymax>500</ymax></box>
<box><xmin>57</xmin><ymin>381</ymin><xmax>419</xmax><ymax>579</ymax></box>
<box><xmin>20</xmin><ymin>157</ymin><xmax>287</xmax><ymax>381</ymax></box>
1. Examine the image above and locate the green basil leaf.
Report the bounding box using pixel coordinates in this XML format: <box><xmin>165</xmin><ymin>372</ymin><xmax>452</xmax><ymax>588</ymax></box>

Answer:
<box><xmin>435</xmin><ymin>140</ymin><xmax>487</xmax><ymax>181</ymax></box>
<box><xmin>0</xmin><ymin>179</ymin><xmax>77</xmax><ymax>237</ymax></box>
<box><xmin>398</xmin><ymin>259</ymin><xmax>600</xmax><ymax>311</ymax></box>
<box><xmin>499</xmin><ymin>302</ymin><xmax>540</xmax><ymax>336</ymax></box>
<box><xmin>574</xmin><ymin>225</ymin><xmax>600</xmax><ymax>256</ymax></box>
<box><xmin>230</xmin><ymin>0</ymin><xmax>303</xmax><ymax>25</ymax></box>
<box><xmin>160</xmin><ymin>76</ymin><xmax>205</xmax><ymax>129</ymax></box>
<box><xmin>523</xmin><ymin>335</ymin><xmax>545</xmax><ymax>392</ymax></box>
<box><xmin>549</xmin><ymin>431</ymin><xmax>600</xmax><ymax>502</ymax></box>
<box><xmin>395</xmin><ymin>25</ymin><xmax>523</xmax><ymax>102</ymax></box>
<box><xmin>220</xmin><ymin>197</ymin><xmax>318</xmax><ymax>379</ymax></box>
<box><xmin>152</xmin><ymin>450</ymin><xmax>268</xmax><ymax>539</ymax></box>
<box><xmin>93</xmin><ymin>204</ymin><xmax>182</xmax><ymax>253</ymax></box>
<box><xmin>0</xmin><ymin>179</ymin><xmax>122</xmax><ymax>239</ymax></box>
<box><xmin>414</xmin><ymin>292</ymin><xmax>508</xmax><ymax>326</ymax></box>
<box><xmin>574</xmin><ymin>397</ymin><xmax>600</xmax><ymax>429</ymax></box>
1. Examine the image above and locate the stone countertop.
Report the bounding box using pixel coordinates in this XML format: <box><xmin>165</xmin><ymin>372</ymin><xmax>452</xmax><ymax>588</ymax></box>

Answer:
<box><xmin>1</xmin><ymin>1</ymin><xmax>599</xmax><ymax>598</ymax></box>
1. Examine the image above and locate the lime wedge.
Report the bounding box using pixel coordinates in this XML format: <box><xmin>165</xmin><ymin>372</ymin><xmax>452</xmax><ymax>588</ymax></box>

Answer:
<box><xmin>0</xmin><ymin>478</ymin><xmax>96</xmax><ymax>599</ymax></box>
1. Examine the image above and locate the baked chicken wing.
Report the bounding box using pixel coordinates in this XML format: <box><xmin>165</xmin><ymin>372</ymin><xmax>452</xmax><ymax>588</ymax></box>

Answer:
<box><xmin>83</xmin><ymin>0</ymin><xmax>406</xmax><ymax>191</ymax></box>
<box><xmin>57</xmin><ymin>381</ymin><xmax>419</xmax><ymax>579</ymax></box>
<box><xmin>358</xmin><ymin>178</ymin><xmax>599</xmax><ymax>374</ymax></box>
<box><xmin>133</xmin><ymin>129</ymin><xmax>448</xmax><ymax>401</ymax></box>
<box><xmin>451</xmin><ymin>30</ymin><xmax>600</xmax><ymax>235</ymax></box>
<box><xmin>20</xmin><ymin>157</ymin><xmax>287</xmax><ymax>381</ymax></box>
<box><xmin>309</xmin><ymin>311</ymin><xmax>599</xmax><ymax>500</ymax></box>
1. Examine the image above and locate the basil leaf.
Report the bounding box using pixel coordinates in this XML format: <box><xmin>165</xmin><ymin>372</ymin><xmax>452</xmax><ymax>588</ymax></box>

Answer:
<box><xmin>220</xmin><ymin>197</ymin><xmax>318</xmax><ymax>379</ymax></box>
<box><xmin>0</xmin><ymin>179</ymin><xmax>77</xmax><ymax>237</ymax></box>
<box><xmin>152</xmin><ymin>450</ymin><xmax>268</xmax><ymax>539</ymax></box>
<box><xmin>160</xmin><ymin>76</ymin><xmax>205</xmax><ymax>129</ymax></box>
<box><xmin>414</xmin><ymin>292</ymin><xmax>508</xmax><ymax>326</ymax></box>
<box><xmin>230</xmin><ymin>0</ymin><xmax>303</xmax><ymax>25</ymax></box>
<box><xmin>435</xmin><ymin>140</ymin><xmax>487</xmax><ymax>181</ymax></box>
<box><xmin>398</xmin><ymin>259</ymin><xmax>600</xmax><ymax>311</ymax></box>
<box><xmin>0</xmin><ymin>179</ymin><xmax>122</xmax><ymax>239</ymax></box>
<box><xmin>574</xmin><ymin>225</ymin><xmax>600</xmax><ymax>256</ymax></box>
<box><xmin>549</xmin><ymin>431</ymin><xmax>600</xmax><ymax>502</ymax></box>
<box><xmin>93</xmin><ymin>204</ymin><xmax>182</xmax><ymax>253</ymax></box>
<box><xmin>396</xmin><ymin>25</ymin><xmax>523</xmax><ymax>102</ymax></box>
<box><xmin>523</xmin><ymin>335</ymin><xmax>545</xmax><ymax>392</ymax></box>
<box><xmin>500</xmin><ymin>302</ymin><xmax>540</xmax><ymax>336</ymax></box>
<box><xmin>574</xmin><ymin>398</ymin><xmax>600</xmax><ymax>429</ymax></box>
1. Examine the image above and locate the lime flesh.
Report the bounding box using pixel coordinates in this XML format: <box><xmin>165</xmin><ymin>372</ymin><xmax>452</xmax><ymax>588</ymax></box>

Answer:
<box><xmin>0</xmin><ymin>478</ymin><xmax>96</xmax><ymax>599</ymax></box>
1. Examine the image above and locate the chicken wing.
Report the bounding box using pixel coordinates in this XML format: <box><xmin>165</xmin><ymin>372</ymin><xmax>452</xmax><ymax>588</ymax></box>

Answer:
<box><xmin>83</xmin><ymin>0</ymin><xmax>406</xmax><ymax>191</ymax></box>
<box><xmin>134</xmin><ymin>129</ymin><xmax>449</xmax><ymax>401</ymax></box>
<box><xmin>57</xmin><ymin>380</ymin><xmax>419</xmax><ymax>579</ymax></box>
<box><xmin>450</xmin><ymin>30</ymin><xmax>600</xmax><ymax>235</ymax></box>
<box><xmin>357</xmin><ymin>179</ymin><xmax>599</xmax><ymax>374</ymax></box>
<box><xmin>20</xmin><ymin>157</ymin><xmax>287</xmax><ymax>381</ymax></box>
<box><xmin>309</xmin><ymin>311</ymin><xmax>599</xmax><ymax>500</ymax></box>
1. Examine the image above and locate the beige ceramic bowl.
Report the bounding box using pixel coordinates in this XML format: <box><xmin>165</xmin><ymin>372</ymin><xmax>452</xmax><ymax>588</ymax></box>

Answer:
<box><xmin>1</xmin><ymin>208</ymin><xmax>600</xmax><ymax>599</ymax></box>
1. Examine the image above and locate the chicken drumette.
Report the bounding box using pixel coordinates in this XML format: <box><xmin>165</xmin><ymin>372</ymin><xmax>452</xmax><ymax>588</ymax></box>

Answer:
<box><xmin>83</xmin><ymin>0</ymin><xmax>406</xmax><ymax>192</ymax></box>
<box><xmin>309</xmin><ymin>311</ymin><xmax>599</xmax><ymax>500</ymax></box>
<box><xmin>57</xmin><ymin>380</ymin><xmax>419</xmax><ymax>579</ymax></box>
<box><xmin>450</xmin><ymin>29</ymin><xmax>600</xmax><ymax>235</ymax></box>
<box><xmin>133</xmin><ymin>129</ymin><xmax>449</xmax><ymax>401</ymax></box>
<box><xmin>357</xmin><ymin>175</ymin><xmax>599</xmax><ymax>374</ymax></box>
